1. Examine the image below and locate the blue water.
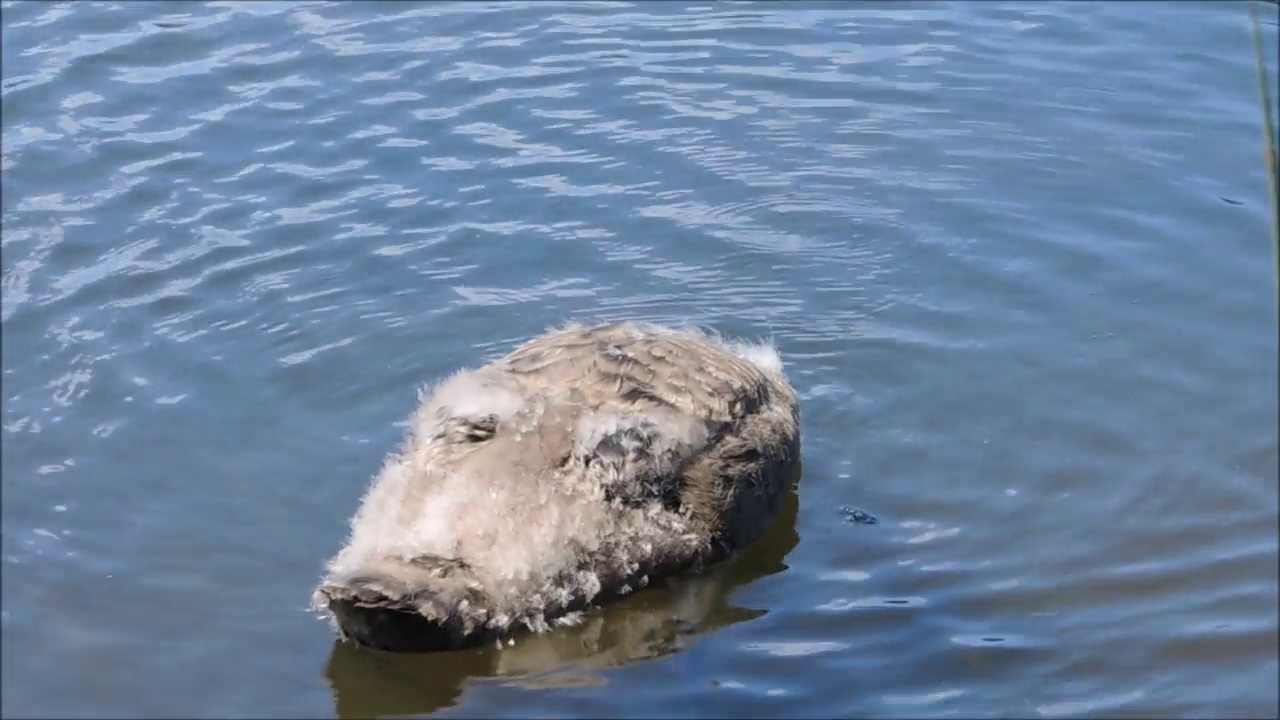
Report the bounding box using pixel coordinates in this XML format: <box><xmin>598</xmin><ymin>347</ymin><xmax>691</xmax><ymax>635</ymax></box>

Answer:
<box><xmin>3</xmin><ymin>1</ymin><xmax>1277</xmax><ymax>717</ymax></box>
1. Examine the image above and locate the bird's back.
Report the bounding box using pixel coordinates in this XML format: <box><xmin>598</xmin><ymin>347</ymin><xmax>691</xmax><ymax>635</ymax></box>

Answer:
<box><xmin>314</xmin><ymin>321</ymin><xmax>800</xmax><ymax>651</ymax></box>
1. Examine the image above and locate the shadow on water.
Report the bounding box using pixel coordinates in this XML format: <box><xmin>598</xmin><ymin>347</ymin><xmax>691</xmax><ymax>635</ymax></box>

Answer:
<box><xmin>323</xmin><ymin>465</ymin><xmax>803</xmax><ymax>718</ymax></box>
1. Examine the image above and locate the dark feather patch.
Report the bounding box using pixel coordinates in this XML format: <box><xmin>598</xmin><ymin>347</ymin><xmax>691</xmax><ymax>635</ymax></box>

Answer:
<box><xmin>435</xmin><ymin>414</ymin><xmax>498</xmax><ymax>443</ymax></box>
<box><xmin>590</xmin><ymin>425</ymin><xmax>683</xmax><ymax>511</ymax></box>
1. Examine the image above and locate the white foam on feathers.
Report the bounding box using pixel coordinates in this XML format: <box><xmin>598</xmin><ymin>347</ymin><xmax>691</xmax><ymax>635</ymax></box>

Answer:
<box><xmin>728</xmin><ymin>339</ymin><xmax>784</xmax><ymax>376</ymax></box>
<box><xmin>573</xmin><ymin>408</ymin><xmax>710</xmax><ymax>461</ymax></box>
<box><xmin>421</xmin><ymin>369</ymin><xmax>525</xmax><ymax>421</ymax></box>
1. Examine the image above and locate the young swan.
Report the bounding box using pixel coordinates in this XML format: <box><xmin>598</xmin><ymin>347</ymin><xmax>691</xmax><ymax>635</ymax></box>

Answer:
<box><xmin>312</xmin><ymin>321</ymin><xmax>800</xmax><ymax>652</ymax></box>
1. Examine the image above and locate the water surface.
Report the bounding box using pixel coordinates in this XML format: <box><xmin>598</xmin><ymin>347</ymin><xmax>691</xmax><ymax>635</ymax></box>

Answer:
<box><xmin>2</xmin><ymin>1</ymin><xmax>1277</xmax><ymax>717</ymax></box>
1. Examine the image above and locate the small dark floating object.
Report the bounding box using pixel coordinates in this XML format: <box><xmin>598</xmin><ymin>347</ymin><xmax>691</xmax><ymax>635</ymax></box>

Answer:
<box><xmin>840</xmin><ymin>505</ymin><xmax>877</xmax><ymax>525</ymax></box>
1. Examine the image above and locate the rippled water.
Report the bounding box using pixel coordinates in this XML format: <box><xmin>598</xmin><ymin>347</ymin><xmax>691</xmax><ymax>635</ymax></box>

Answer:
<box><xmin>3</xmin><ymin>1</ymin><xmax>1278</xmax><ymax>717</ymax></box>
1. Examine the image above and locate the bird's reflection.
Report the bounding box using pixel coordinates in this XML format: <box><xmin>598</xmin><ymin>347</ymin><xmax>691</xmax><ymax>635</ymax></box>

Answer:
<box><xmin>325</xmin><ymin>467</ymin><xmax>802</xmax><ymax>718</ymax></box>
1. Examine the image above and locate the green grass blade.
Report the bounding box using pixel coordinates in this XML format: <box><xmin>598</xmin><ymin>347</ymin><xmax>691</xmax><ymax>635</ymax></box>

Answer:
<box><xmin>1247</xmin><ymin>0</ymin><xmax>1279</xmax><ymax>314</ymax></box>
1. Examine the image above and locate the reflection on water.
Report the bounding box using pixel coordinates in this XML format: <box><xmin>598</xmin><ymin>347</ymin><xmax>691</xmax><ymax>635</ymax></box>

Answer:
<box><xmin>326</xmin><ymin>482</ymin><xmax>802</xmax><ymax>718</ymax></box>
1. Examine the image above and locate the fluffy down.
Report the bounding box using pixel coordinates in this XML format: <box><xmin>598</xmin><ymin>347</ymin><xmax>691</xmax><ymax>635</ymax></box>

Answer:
<box><xmin>312</xmin><ymin>321</ymin><xmax>800</xmax><ymax>652</ymax></box>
